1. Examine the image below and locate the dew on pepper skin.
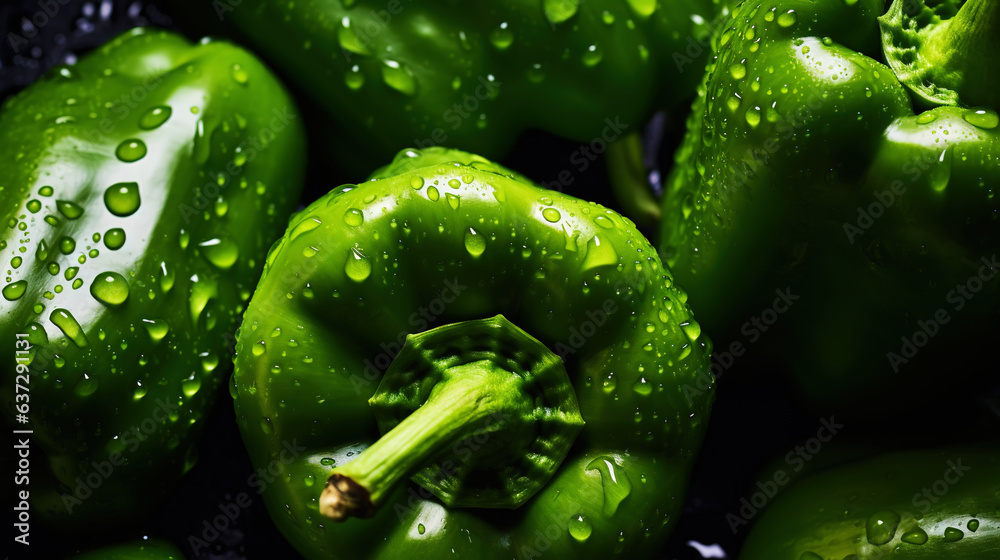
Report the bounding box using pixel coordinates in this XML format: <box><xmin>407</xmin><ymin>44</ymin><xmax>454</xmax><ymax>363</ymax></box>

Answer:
<box><xmin>446</xmin><ymin>193</ymin><xmax>461</xmax><ymax>210</ymax></box>
<box><xmin>963</xmin><ymin>107</ymin><xmax>999</xmax><ymax>129</ymax></box>
<box><xmin>56</xmin><ymin>200</ymin><xmax>84</xmax><ymax>219</ymax></box>
<box><xmin>2</xmin><ymin>280</ymin><xmax>27</xmax><ymax>301</ymax></box>
<box><xmin>345</xmin><ymin>65</ymin><xmax>365</xmax><ymax>89</ymax></box>
<box><xmin>632</xmin><ymin>377</ymin><xmax>652</xmax><ymax>396</ymax></box>
<box><xmin>587</xmin><ymin>456</ymin><xmax>632</xmax><ymax>515</ymax></box>
<box><xmin>916</xmin><ymin>112</ymin><xmax>938</xmax><ymax>124</ymax></box>
<box><xmin>59</xmin><ymin>236</ymin><xmax>76</xmax><ymax>254</ymax></box>
<box><xmin>490</xmin><ymin>22</ymin><xmax>513</xmax><ymax>50</ymax></box>
<box><xmin>968</xmin><ymin>519</ymin><xmax>979</xmax><ymax>532</ymax></box>
<box><xmin>542</xmin><ymin>208</ymin><xmax>561</xmax><ymax>222</ymax></box>
<box><xmin>138</xmin><ymin>106</ymin><xmax>172</xmax><ymax>129</ymax></box>
<box><xmin>27</xmin><ymin>200</ymin><xmax>41</xmax><ymax>213</ymax></box>
<box><xmin>104</xmin><ymin>182</ymin><xmax>141</xmax><ymax>216</ymax></box>
<box><xmin>143</xmin><ymin>318</ymin><xmax>170</xmax><ymax>343</ymax></box>
<box><xmin>381</xmin><ymin>60</ymin><xmax>416</xmax><ymax>95</ymax></box>
<box><xmin>901</xmin><ymin>527</ymin><xmax>928</xmax><ymax>545</ymax></box>
<box><xmin>943</xmin><ymin>527</ymin><xmax>964</xmax><ymax>542</ymax></box>
<box><xmin>74</xmin><ymin>373</ymin><xmax>99</xmax><ymax>397</ymax></box>
<box><xmin>865</xmin><ymin>510</ymin><xmax>901</xmax><ymax>545</ymax></box>
<box><xmin>199</xmin><ymin>238</ymin><xmax>239</xmax><ymax>269</ymax></box>
<box><xmin>543</xmin><ymin>0</ymin><xmax>579</xmax><ymax>24</ymax></box>
<box><xmin>567</xmin><ymin>514</ymin><xmax>592</xmax><ymax>542</ymax></box>
<box><xmin>777</xmin><ymin>9</ymin><xmax>797</xmax><ymax>27</ymax></box>
<box><xmin>344</xmin><ymin>208</ymin><xmax>364</xmax><ymax>226</ymax></box>
<box><xmin>115</xmin><ymin>139</ymin><xmax>147</xmax><ymax>162</ymax></box>
<box><xmin>90</xmin><ymin>272</ymin><xmax>130</xmax><ymax>306</ymax></box>
<box><xmin>104</xmin><ymin>228</ymin><xmax>126</xmax><ymax>250</ymax></box>
<box><xmin>345</xmin><ymin>247</ymin><xmax>372</xmax><ymax>282</ymax></box>
<box><xmin>51</xmin><ymin>308</ymin><xmax>89</xmax><ymax>347</ymax></box>
<box><xmin>464</xmin><ymin>228</ymin><xmax>486</xmax><ymax>257</ymax></box>
<box><xmin>230</xmin><ymin>63</ymin><xmax>249</xmax><ymax>85</ymax></box>
<box><xmin>38</xmin><ymin>185</ymin><xmax>53</xmax><ymax>196</ymax></box>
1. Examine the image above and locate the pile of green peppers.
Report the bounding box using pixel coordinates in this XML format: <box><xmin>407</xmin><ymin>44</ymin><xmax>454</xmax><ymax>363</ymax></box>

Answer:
<box><xmin>1</xmin><ymin>0</ymin><xmax>996</xmax><ymax>558</ymax></box>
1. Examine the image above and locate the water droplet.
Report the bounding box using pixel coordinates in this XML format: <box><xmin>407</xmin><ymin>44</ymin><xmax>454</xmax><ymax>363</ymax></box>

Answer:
<box><xmin>586</xmin><ymin>456</ymin><xmax>632</xmax><ymax>515</ymax></box>
<box><xmin>104</xmin><ymin>228</ymin><xmax>126</xmax><ymax>250</ymax></box>
<box><xmin>183</xmin><ymin>375</ymin><xmax>202</xmax><ymax>397</ymax></box>
<box><xmin>426</xmin><ymin>186</ymin><xmax>440</xmax><ymax>201</ymax></box>
<box><xmin>632</xmin><ymin>378</ymin><xmax>652</xmax><ymax>396</ymax></box>
<box><xmin>74</xmin><ymin>373</ymin><xmax>98</xmax><ymax>397</ymax></box>
<box><xmin>567</xmin><ymin>514</ymin><xmax>592</xmax><ymax>542</ymax></box>
<box><xmin>916</xmin><ymin>112</ymin><xmax>938</xmax><ymax>125</ymax></box>
<box><xmin>967</xmin><ymin>519</ymin><xmax>979</xmax><ymax>532</ymax></box>
<box><xmin>199</xmin><ymin>238</ymin><xmax>240</xmax><ymax>269</ymax></box>
<box><xmin>104</xmin><ymin>182</ymin><xmax>141</xmax><ymax>216</ymax></box>
<box><xmin>143</xmin><ymin>318</ymin><xmax>170</xmax><ymax>343</ymax></box>
<box><xmin>38</xmin><ymin>186</ymin><xmax>53</xmax><ymax>196</ymax></box>
<box><xmin>866</xmin><ymin>510</ymin><xmax>901</xmax><ymax>545</ymax></box>
<box><xmin>542</xmin><ymin>208</ymin><xmax>561</xmax><ymax>222</ymax></box>
<box><xmin>777</xmin><ymin>10</ymin><xmax>797</xmax><ymax>27</ymax></box>
<box><xmin>417</xmin><ymin>523</ymin><xmax>426</xmax><ymax>535</ymax></box>
<box><xmin>680</xmin><ymin>320</ymin><xmax>701</xmax><ymax>341</ymax></box>
<box><xmin>201</xmin><ymin>353</ymin><xmax>219</xmax><ymax>373</ymax></box>
<box><xmin>729</xmin><ymin>62</ymin><xmax>747</xmax><ymax>79</ymax></box>
<box><xmin>901</xmin><ymin>527</ymin><xmax>928</xmax><ymax>545</ymax></box>
<box><xmin>625</xmin><ymin>0</ymin><xmax>655</xmax><ymax>18</ymax></box>
<box><xmin>2</xmin><ymin>280</ymin><xmax>27</xmax><ymax>301</ymax></box>
<box><xmin>133</xmin><ymin>382</ymin><xmax>148</xmax><ymax>401</ymax></box>
<box><xmin>582</xmin><ymin>235</ymin><xmax>619</xmax><ymax>270</ymax></box>
<box><xmin>601</xmin><ymin>10</ymin><xmax>615</xmax><ymax>24</ymax></box>
<box><xmin>344</xmin><ymin>208</ymin><xmax>364</xmax><ymax>227</ymax></box>
<box><xmin>90</xmin><ymin>272</ymin><xmax>130</xmax><ymax>305</ymax></box>
<box><xmin>582</xmin><ymin>45</ymin><xmax>603</xmax><ymax>66</ymax></box>
<box><xmin>26</xmin><ymin>199</ymin><xmax>41</xmax><ymax>213</ymax></box>
<box><xmin>527</xmin><ymin>63</ymin><xmax>545</xmax><ymax>83</ymax></box>
<box><xmin>464</xmin><ymin>228</ymin><xmax>486</xmax><ymax>257</ymax></box>
<box><xmin>139</xmin><ymin>106</ymin><xmax>171</xmax><ymax>129</ymax></box>
<box><xmin>446</xmin><ymin>193</ymin><xmax>461</xmax><ymax>210</ymax></box>
<box><xmin>12</xmin><ymin>256</ymin><xmax>22</xmax><ymax>269</ymax></box>
<box><xmin>51</xmin><ymin>308</ymin><xmax>88</xmax><ymax>347</ymax></box>
<box><xmin>381</xmin><ymin>60</ymin><xmax>416</xmax><ymax>95</ymax></box>
<box><xmin>943</xmin><ymin>527</ymin><xmax>964</xmax><ymax>542</ymax></box>
<box><xmin>929</xmin><ymin>148</ymin><xmax>953</xmax><ymax>192</ymax></box>
<box><xmin>410</xmin><ymin>176</ymin><xmax>424</xmax><ymax>189</ymax></box>
<box><xmin>260</xmin><ymin>416</ymin><xmax>274</xmax><ymax>434</ymax></box>
<box><xmin>745</xmin><ymin>106</ymin><xmax>761</xmax><ymax>128</ymax></box>
<box><xmin>189</xmin><ymin>275</ymin><xmax>218</xmax><ymax>326</ymax></box>
<box><xmin>338</xmin><ymin>17</ymin><xmax>372</xmax><ymax>55</ymax></box>
<box><xmin>345</xmin><ymin>65</ymin><xmax>365</xmax><ymax>89</ymax></box>
<box><xmin>543</xmin><ymin>0</ymin><xmax>580</xmax><ymax>24</ymax></box>
<box><xmin>963</xmin><ymin>107</ymin><xmax>999</xmax><ymax>129</ymax></box>
<box><xmin>56</xmin><ymin>200</ymin><xmax>84</xmax><ymax>219</ymax></box>
<box><xmin>230</xmin><ymin>63</ymin><xmax>249</xmax><ymax>84</ymax></box>
<box><xmin>490</xmin><ymin>22</ymin><xmax>513</xmax><ymax>50</ymax></box>
<box><xmin>115</xmin><ymin>139</ymin><xmax>147</xmax><ymax>162</ymax></box>
<box><xmin>345</xmin><ymin>247</ymin><xmax>372</xmax><ymax>282</ymax></box>
<box><xmin>602</xmin><ymin>372</ymin><xmax>617</xmax><ymax>393</ymax></box>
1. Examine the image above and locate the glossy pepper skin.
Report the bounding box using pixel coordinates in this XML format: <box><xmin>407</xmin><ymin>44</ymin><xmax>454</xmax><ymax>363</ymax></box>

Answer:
<box><xmin>233</xmin><ymin>147</ymin><xmax>714</xmax><ymax>559</ymax></box>
<box><xmin>202</xmin><ymin>0</ymin><xmax>729</xmax><ymax>173</ymax></box>
<box><xmin>740</xmin><ymin>447</ymin><xmax>1000</xmax><ymax>559</ymax></box>
<box><xmin>0</xmin><ymin>28</ymin><xmax>304</xmax><ymax>526</ymax></box>
<box><xmin>70</xmin><ymin>539</ymin><xmax>185</xmax><ymax>559</ymax></box>
<box><xmin>658</xmin><ymin>0</ymin><xmax>999</xmax><ymax>405</ymax></box>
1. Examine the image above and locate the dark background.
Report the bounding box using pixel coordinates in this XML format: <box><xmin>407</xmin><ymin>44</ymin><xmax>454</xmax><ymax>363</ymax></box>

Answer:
<box><xmin>2</xmin><ymin>1</ymin><xmax>997</xmax><ymax>559</ymax></box>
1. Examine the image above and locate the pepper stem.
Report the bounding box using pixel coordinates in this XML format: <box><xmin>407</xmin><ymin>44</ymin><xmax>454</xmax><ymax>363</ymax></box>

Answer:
<box><xmin>320</xmin><ymin>360</ymin><xmax>531</xmax><ymax>520</ymax></box>
<box><xmin>881</xmin><ymin>0</ymin><xmax>1000</xmax><ymax>107</ymax></box>
<box><xmin>606</xmin><ymin>131</ymin><xmax>661</xmax><ymax>228</ymax></box>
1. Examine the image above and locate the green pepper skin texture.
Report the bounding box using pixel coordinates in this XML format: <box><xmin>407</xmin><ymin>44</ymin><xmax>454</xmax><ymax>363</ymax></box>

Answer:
<box><xmin>233</xmin><ymin>147</ymin><xmax>714</xmax><ymax>559</ymax></box>
<box><xmin>740</xmin><ymin>448</ymin><xmax>1000</xmax><ymax>559</ymax></box>
<box><xmin>204</xmin><ymin>0</ymin><xmax>730</xmax><ymax>168</ymax></box>
<box><xmin>658</xmin><ymin>0</ymin><xmax>999</xmax><ymax>405</ymax></box>
<box><xmin>0</xmin><ymin>28</ymin><xmax>304</xmax><ymax>526</ymax></box>
<box><xmin>70</xmin><ymin>539</ymin><xmax>185</xmax><ymax>560</ymax></box>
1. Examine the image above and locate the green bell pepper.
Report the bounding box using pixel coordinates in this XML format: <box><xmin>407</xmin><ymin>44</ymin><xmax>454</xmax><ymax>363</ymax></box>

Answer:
<box><xmin>195</xmin><ymin>0</ymin><xmax>733</xmax><ymax>223</ymax></box>
<box><xmin>658</xmin><ymin>0</ymin><xmax>999</xmax><ymax>405</ymax></box>
<box><xmin>1</xmin><ymin>27</ymin><xmax>304</xmax><ymax>526</ymax></box>
<box><xmin>740</xmin><ymin>447</ymin><xmax>1000</xmax><ymax>559</ymax></box>
<box><xmin>70</xmin><ymin>539</ymin><xmax>184</xmax><ymax>559</ymax></box>
<box><xmin>232</xmin><ymin>147</ymin><xmax>714</xmax><ymax>559</ymax></box>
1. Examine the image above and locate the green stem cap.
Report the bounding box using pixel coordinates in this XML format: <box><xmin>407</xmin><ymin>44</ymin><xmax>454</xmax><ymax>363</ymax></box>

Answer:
<box><xmin>880</xmin><ymin>0</ymin><xmax>1000</xmax><ymax>108</ymax></box>
<box><xmin>319</xmin><ymin>315</ymin><xmax>585</xmax><ymax>521</ymax></box>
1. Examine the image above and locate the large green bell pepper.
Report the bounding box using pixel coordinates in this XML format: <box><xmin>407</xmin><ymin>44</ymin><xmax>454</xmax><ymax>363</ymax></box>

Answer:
<box><xmin>232</xmin><ymin>147</ymin><xmax>714</xmax><ymax>559</ymax></box>
<box><xmin>1</xmin><ymin>28</ymin><xmax>304</xmax><ymax>526</ymax></box>
<box><xmin>740</xmin><ymin>447</ymin><xmax>1000</xmax><ymax>559</ymax></box>
<box><xmin>658</xmin><ymin>0</ymin><xmax>999</xmax><ymax>406</ymax></box>
<box><xmin>193</xmin><ymin>0</ymin><xmax>733</xmax><ymax>223</ymax></box>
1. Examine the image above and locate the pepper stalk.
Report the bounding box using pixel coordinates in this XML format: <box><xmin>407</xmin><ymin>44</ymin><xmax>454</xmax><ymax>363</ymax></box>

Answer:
<box><xmin>320</xmin><ymin>315</ymin><xmax>585</xmax><ymax>521</ymax></box>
